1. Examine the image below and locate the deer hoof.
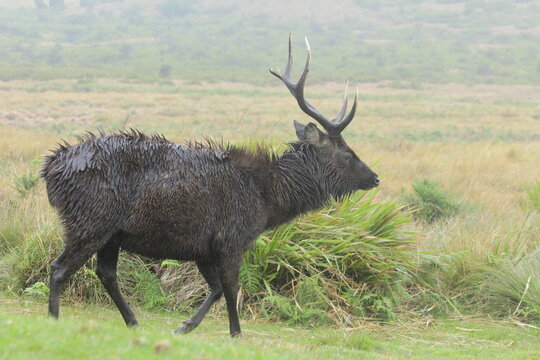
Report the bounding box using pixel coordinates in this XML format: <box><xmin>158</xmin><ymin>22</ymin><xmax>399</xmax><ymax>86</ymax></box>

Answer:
<box><xmin>174</xmin><ymin>321</ymin><xmax>195</xmax><ymax>334</ymax></box>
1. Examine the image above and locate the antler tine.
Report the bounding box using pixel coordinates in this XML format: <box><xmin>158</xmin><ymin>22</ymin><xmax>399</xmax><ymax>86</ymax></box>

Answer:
<box><xmin>296</xmin><ymin>37</ymin><xmax>311</xmax><ymax>99</ymax></box>
<box><xmin>334</xmin><ymin>80</ymin><xmax>349</xmax><ymax>122</ymax></box>
<box><xmin>269</xmin><ymin>34</ymin><xmax>294</xmax><ymax>83</ymax></box>
<box><xmin>283</xmin><ymin>34</ymin><xmax>293</xmax><ymax>80</ymax></box>
<box><xmin>270</xmin><ymin>35</ymin><xmax>357</xmax><ymax>136</ymax></box>
<box><xmin>334</xmin><ymin>88</ymin><xmax>358</xmax><ymax>134</ymax></box>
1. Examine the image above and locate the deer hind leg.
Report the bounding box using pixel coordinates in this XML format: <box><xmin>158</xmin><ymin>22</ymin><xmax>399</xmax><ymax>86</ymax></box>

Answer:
<box><xmin>175</xmin><ymin>261</ymin><xmax>223</xmax><ymax>334</ymax></box>
<box><xmin>48</xmin><ymin>244</ymin><xmax>96</xmax><ymax>319</ymax></box>
<box><xmin>48</xmin><ymin>227</ymin><xmax>114</xmax><ymax>319</ymax></box>
<box><xmin>96</xmin><ymin>237</ymin><xmax>138</xmax><ymax>327</ymax></box>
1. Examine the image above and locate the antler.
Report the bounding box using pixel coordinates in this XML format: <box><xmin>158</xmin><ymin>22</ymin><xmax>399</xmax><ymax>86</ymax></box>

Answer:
<box><xmin>269</xmin><ymin>35</ymin><xmax>358</xmax><ymax>137</ymax></box>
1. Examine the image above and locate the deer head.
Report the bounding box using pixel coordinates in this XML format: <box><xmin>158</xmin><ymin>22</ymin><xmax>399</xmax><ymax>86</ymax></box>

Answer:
<box><xmin>270</xmin><ymin>35</ymin><xmax>380</xmax><ymax>193</ymax></box>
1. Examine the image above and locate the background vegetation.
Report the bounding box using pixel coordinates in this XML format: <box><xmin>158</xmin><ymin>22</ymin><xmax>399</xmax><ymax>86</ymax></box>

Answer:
<box><xmin>0</xmin><ymin>0</ymin><xmax>539</xmax><ymax>357</ymax></box>
<box><xmin>0</xmin><ymin>0</ymin><xmax>539</xmax><ymax>85</ymax></box>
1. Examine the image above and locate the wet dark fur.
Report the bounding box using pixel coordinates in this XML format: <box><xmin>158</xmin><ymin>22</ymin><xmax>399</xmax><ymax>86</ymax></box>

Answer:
<box><xmin>42</xmin><ymin>128</ymin><xmax>378</xmax><ymax>336</ymax></box>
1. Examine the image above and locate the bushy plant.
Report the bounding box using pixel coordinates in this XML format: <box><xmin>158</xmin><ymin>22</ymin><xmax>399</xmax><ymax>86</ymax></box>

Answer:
<box><xmin>23</xmin><ymin>281</ymin><xmax>49</xmax><ymax>298</ymax></box>
<box><xmin>11</xmin><ymin>172</ymin><xmax>40</xmax><ymax>197</ymax></box>
<box><xmin>403</xmin><ymin>179</ymin><xmax>466</xmax><ymax>223</ymax></box>
<box><xmin>240</xmin><ymin>190</ymin><xmax>427</xmax><ymax>324</ymax></box>
<box><xmin>159</xmin><ymin>64</ymin><xmax>172</xmax><ymax>79</ymax></box>
<box><xmin>131</xmin><ymin>265</ymin><xmax>167</xmax><ymax>309</ymax></box>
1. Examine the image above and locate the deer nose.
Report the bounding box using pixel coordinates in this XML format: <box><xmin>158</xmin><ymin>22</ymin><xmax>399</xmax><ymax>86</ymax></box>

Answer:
<box><xmin>373</xmin><ymin>175</ymin><xmax>380</xmax><ymax>187</ymax></box>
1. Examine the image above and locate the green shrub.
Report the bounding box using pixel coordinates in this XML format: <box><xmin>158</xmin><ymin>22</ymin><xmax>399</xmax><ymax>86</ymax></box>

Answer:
<box><xmin>131</xmin><ymin>264</ymin><xmax>167</xmax><ymax>309</ymax></box>
<box><xmin>241</xmin><ymin>190</ymin><xmax>429</xmax><ymax>324</ymax></box>
<box><xmin>23</xmin><ymin>281</ymin><xmax>49</xmax><ymax>298</ymax></box>
<box><xmin>11</xmin><ymin>172</ymin><xmax>40</xmax><ymax>197</ymax></box>
<box><xmin>159</xmin><ymin>64</ymin><xmax>172</xmax><ymax>79</ymax></box>
<box><xmin>403</xmin><ymin>179</ymin><xmax>466</xmax><ymax>223</ymax></box>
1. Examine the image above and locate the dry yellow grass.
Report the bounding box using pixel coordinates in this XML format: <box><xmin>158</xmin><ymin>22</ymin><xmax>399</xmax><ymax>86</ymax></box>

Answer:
<box><xmin>1</xmin><ymin>80</ymin><xmax>539</xmax><ymax>140</ymax></box>
<box><xmin>0</xmin><ymin>79</ymin><xmax>539</xmax><ymax>256</ymax></box>
<box><xmin>369</xmin><ymin>142</ymin><xmax>540</xmax><ymax>209</ymax></box>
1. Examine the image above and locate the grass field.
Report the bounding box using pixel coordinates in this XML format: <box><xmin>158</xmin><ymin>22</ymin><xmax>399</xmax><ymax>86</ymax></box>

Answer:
<box><xmin>0</xmin><ymin>79</ymin><xmax>539</xmax><ymax>358</ymax></box>
<box><xmin>2</xmin><ymin>79</ymin><xmax>539</xmax><ymax>212</ymax></box>
<box><xmin>1</xmin><ymin>298</ymin><xmax>539</xmax><ymax>360</ymax></box>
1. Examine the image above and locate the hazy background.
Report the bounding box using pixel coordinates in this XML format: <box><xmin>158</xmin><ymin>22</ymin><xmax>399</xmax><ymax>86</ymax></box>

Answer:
<box><xmin>1</xmin><ymin>3</ymin><xmax>540</xmax><ymax>356</ymax></box>
<box><xmin>1</xmin><ymin>0</ymin><xmax>539</xmax><ymax>85</ymax></box>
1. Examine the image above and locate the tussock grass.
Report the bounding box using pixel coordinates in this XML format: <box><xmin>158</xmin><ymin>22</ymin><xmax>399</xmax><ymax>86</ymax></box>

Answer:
<box><xmin>240</xmin><ymin>190</ymin><xmax>423</xmax><ymax>324</ymax></box>
<box><xmin>482</xmin><ymin>249</ymin><xmax>540</xmax><ymax>320</ymax></box>
<box><xmin>403</xmin><ymin>179</ymin><xmax>467</xmax><ymax>223</ymax></box>
<box><xmin>418</xmin><ymin>211</ymin><xmax>540</xmax><ymax>320</ymax></box>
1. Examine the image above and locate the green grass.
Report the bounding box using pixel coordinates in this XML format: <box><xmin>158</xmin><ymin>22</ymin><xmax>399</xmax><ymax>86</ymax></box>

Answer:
<box><xmin>403</xmin><ymin>179</ymin><xmax>468</xmax><ymax>223</ymax></box>
<box><xmin>1</xmin><ymin>298</ymin><xmax>539</xmax><ymax>360</ymax></box>
<box><xmin>523</xmin><ymin>181</ymin><xmax>540</xmax><ymax>210</ymax></box>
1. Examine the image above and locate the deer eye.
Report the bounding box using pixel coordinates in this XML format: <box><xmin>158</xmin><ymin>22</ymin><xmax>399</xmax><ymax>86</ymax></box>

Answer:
<box><xmin>343</xmin><ymin>154</ymin><xmax>352</xmax><ymax>163</ymax></box>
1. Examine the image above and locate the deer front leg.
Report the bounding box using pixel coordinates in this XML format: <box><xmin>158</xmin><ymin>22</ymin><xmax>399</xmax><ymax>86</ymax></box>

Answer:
<box><xmin>218</xmin><ymin>255</ymin><xmax>242</xmax><ymax>337</ymax></box>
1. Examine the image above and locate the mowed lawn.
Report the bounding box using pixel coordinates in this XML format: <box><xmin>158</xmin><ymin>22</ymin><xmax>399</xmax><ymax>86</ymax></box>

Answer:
<box><xmin>1</xmin><ymin>298</ymin><xmax>539</xmax><ymax>360</ymax></box>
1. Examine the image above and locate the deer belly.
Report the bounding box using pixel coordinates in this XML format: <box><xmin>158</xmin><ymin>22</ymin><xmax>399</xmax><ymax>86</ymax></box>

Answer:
<box><xmin>117</xmin><ymin>230</ymin><xmax>212</xmax><ymax>261</ymax></box>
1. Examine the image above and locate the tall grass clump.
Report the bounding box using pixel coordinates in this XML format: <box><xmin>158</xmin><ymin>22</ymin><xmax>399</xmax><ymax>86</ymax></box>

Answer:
<box><xmin>416</xmin><ymin>203</ymin><xmax>540</xmax><ymax>320</ymax></box>
<box><xmin>239</xmin><ymin>190</ymin><xmax>427</xmax><ymax>324</ymax></box>
<box><xmin>403</xmin><ymin>179</ymin><xmax>467</xmax><ymax>223</ymax></box>
<box><xmin>481</xmin><ymin>249</ymin><xmax>540</xmax><ymax>321</ymax></box>
<box><xmin>0</xmin><ymin>227</ymin><xmax>63</xmax><ymax>294</ymax></box>
<box><xmin>0</xmin><ymin>190</ymin><xmax>59</xmax><ymax>255</ymax></box>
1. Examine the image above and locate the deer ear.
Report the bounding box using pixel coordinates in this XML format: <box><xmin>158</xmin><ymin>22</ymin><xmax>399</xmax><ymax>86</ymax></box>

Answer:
<box><xmin>294</xmin><ymin>120</ymin><xmax>306</xmax><ymax>140</ymax></box>
<box><xmin>294</xmin><ymin>121</ymin><xmax>326</xmax><ymax>146</ymax></box>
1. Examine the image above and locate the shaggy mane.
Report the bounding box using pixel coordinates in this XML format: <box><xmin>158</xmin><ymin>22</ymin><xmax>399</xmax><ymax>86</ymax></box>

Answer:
<box><xmin>49</xmin><ymin>129</ymin><xmax>171</xmax><ymax>154</ymax></box>
<box><xmin>186</xmin><ymin>137</ymin><xmax>276</xmax><ymax>171</ymax></box>
<box><xmin>42</xmin><ymin>129</ymin><xmax>281</xmax><ymax>179</ymax></box>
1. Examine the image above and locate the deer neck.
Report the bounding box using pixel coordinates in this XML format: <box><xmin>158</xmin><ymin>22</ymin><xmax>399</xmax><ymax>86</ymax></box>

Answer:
<box><xmin>263</xmin><ymin>149</ymin><xmax>330</xmax><ymax>230</ymax></box>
